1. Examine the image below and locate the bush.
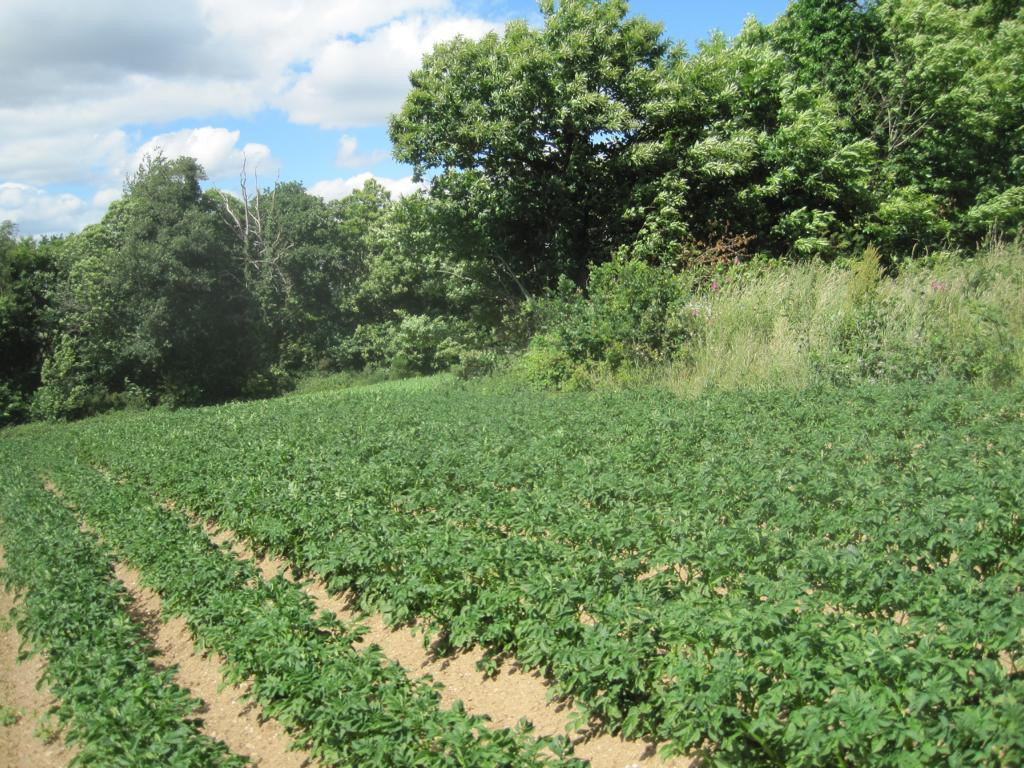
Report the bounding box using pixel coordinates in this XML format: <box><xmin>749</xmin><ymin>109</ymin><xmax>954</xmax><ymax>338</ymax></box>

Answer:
<box><xmin>514</xmin><ymin>258</ymin><xmax>697</xmax><ymax>388</ymax></box>
<box><xmin>333</xmin><ymin>313</ymin><xmax>492</xmax><ymax>377</ymax></box>
<box><xmin>0</xmin><ymin>382</ymin><xmax>28</xmax><ymax>427</ymax></box>
<box><xmin>31</xmin><ymin>336</ymin><xmax>115</xmax><ymax>421</ymax></box>
<box><xmin>450</xmin><ymin>349</ymin><xmax>500</xmax><ymax>380</ymax></box>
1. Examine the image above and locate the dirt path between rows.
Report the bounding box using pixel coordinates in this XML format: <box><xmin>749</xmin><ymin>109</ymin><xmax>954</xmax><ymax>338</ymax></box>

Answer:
<box><xmin>113</xmin><ymin>562</ymin><xmax>311</xmax><ymax>768</ymax></box>
<box><xmin>204</xmin><ymin>523</ymin><xmax>692</xmax><ymax>768</ymax></box>
<box><xmin>0</xmin><ymin>550</ymin><xmax>76</xmax><ymax>768</ymax></box>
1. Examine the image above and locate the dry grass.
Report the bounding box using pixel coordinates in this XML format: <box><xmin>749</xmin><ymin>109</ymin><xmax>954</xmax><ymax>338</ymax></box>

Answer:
<box><xmin>662</xmin><ymin>240</ymin><xmax>1024</xmax><ymax>394</ymax></box>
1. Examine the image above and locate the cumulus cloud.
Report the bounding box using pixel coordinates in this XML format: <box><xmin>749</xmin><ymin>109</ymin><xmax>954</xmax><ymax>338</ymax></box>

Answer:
<box><xmin>0</xmin><ymin>0</ymin><xmax>501</xmax><ymax>231</ymax></box>
<box><xmin>1</xmin><ymin>1</ymin><xmax>490</xmax><ymax>151</ymax></box>
<box><xmin>0</xmin><ymin>128</ymin><xmax>129</xmax><ymax>188</ymax></box>
<box><xmin>0</xmin><ymin>1</ymin><xmax>221</xmax><ymax>107</ymax></box>
<box><xmin>310</xmin><ymin>172</ymin><xmax>424</xmax><ymax>201</ymax></box>
<box><xmin>0</xmin><ymin>183</ymin><xmax>119</xmax><ymax>236</ymax></box>
<box><xmin>196</xmin><ymin>0</ymin><xmax>452</xmax><ymax>76</ymax></box>
<box><xmin>336</xmin><ymin>136</ymin><xmax>391</xmax><ymax>168</ymax></box>
<box><xmin>132</xmin><ymin>127</ymin><xmax>275</xmax><ymax>182</ymax></box>
<box><xmin>280</xmin><ymin>15</ymin><xmax>497</xmax><ymax>128</ymax></box>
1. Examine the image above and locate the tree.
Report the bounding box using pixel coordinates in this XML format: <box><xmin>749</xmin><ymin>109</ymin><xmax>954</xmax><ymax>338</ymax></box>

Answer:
<box><xmin>868</xmin><ymin>0</ymin><xmax>1023</xmax><ymax>242</ymax></box>
<box><xmin>771</xmin><ymin>0</ymin><xmax>886</xmax><ymax>133</ymax></box>
<box><xmin>33</xmin><ymin>155</ymin><xmax>270</xmax><ymax>419</ymax></box>
<box><xmin>0</xmin><ymin>222</ymin><xmax>61</xmax><ymax>424</ymax></box>
<box><xmin>390</xmin><ymin>0</ymin><xmax>674</xmax><ymax>290</ymax></box>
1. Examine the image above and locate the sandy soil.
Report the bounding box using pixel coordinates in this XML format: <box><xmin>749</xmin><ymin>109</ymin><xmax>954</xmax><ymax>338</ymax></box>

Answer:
<box><xmin>206</xmin><ymin>525</ymin><xmax>692</xmax><ymax>768</ymax></box>
<box><xmin>0</xmin><ymin>551</ymin><xmax>76</xmax><ymax>768</ymax></box>
<box><xmin>113</xmin><ymin>563</ymin><xmax>310</xmax><ymax>768</ymax></box>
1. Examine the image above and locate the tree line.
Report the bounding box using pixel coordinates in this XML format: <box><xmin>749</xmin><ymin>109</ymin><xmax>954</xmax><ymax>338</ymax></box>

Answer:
<box><xmin>2</xmin><ymin>0</ymin><xmax>1021</xmax><ymax>424</ymax></box>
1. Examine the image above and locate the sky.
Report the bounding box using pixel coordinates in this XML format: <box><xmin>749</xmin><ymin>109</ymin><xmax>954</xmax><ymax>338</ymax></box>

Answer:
<box><xmin>0</xmin><ymin>0</ymin><xmax>789</xmax><ymax>236</ymax></box>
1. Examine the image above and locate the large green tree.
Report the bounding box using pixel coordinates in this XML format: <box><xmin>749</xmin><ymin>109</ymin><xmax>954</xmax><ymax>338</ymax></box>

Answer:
<box><xmin>390</xmin><ymin>0</ymin><xmax>674</xmax><ymax>290</ymax></box>
<box><xmin>34</xmin><ymin>156</ymin><xmax>269</xmax><ymax>419</ymax></box>
<box><xmin>0</xmin><ymin>222</ymin><xmax>61</xmax><ymax>424</ymax></box>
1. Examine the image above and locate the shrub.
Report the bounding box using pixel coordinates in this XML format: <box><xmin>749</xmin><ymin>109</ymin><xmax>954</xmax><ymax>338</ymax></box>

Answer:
<box><xmin>333</xmin><ymin>313</ymin><xmax>491</xmax><ymax>377</ymax></box>
<box><xmin>514</xmin><ymin>257</ymin><xmax>696</xmax><ymax>388</ymax></box>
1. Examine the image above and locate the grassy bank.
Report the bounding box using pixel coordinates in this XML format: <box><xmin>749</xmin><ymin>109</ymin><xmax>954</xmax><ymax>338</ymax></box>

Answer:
<box><xmin>515</xmin><ymin>241</ymin><xmax>1024</xmax><ymax>395</ymax></box>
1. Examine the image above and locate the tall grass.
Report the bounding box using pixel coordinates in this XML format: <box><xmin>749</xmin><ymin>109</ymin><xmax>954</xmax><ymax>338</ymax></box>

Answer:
<box><xmin>663</xmin><ymin>240</ymin><xmax>1024</xmax><ymax>394</ymax></box>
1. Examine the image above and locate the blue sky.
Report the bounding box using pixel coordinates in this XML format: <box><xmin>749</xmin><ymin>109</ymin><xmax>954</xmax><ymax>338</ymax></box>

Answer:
<box><xmin>0</xmin><ymin>0</ymin><xmax>789</xmax><ymax>235</ymax></box>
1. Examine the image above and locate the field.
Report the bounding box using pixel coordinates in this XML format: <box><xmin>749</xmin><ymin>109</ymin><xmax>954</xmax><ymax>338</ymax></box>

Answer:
<box><xmin>1</xmin><ymin>376</ymin><xmax>1022</xmax><ymax>766</ymax></box>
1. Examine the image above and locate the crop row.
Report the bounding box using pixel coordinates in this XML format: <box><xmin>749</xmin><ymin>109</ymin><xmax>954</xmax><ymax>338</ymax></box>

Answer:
<box><xmin>0</xmin><ymin>460</ymin><xmax>245</xmax><ymax>767</ymax></box>
<box><xmin>12</xmin><ymin>379</ymin><xmax>1024</xmax><ymax>766</ymax></box>
<box><xmin>16</xmin><ymin>438</ymin><xmax>582</xmax><ymax>768</ymax></box>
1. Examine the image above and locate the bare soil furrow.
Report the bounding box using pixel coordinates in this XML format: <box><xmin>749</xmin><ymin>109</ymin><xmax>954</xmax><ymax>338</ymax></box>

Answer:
<box><xmin>204</xmin><ymin>523</ymin><xmax>691</xmax><ymax>768</ymax></box>
<box><xmin>113</xmin><ymin>562</ymin><xmax>310</xmax><ymax>768</ymax></box>
<box><xmin>0</xmin><ymin>548</ymin><xmax>76</xmax><ymax>768</ymax></box>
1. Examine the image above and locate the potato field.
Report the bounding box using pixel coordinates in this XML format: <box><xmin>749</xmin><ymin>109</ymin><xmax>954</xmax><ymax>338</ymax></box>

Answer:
<box><xmin>1</xmin><ymin>378</ymin><xmax>1022</xmax><ymax>766</ymax></box>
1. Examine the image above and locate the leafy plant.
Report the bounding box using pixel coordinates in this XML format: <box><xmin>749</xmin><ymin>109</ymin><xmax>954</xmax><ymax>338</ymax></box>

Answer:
<box><xmin>0</xmin><ymin>705</ymin><xmax>21</xmax><ymax>727</ymax></box>
<box><xmin>9</xmin><ymin>374</ymin><xmax>1020</xmax><ymax>766</ymax></box>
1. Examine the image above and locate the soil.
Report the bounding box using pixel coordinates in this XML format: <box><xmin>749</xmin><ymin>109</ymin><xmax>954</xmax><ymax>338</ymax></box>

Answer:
<box><xmin>113</xmin><ymin>563</ymin><xmax>310</xmax><ymax>768</ymax></box>
<box><xmin>0</xmin><ymin>550</ymin><xmax>76</xmax><ymax>768</ymax></box>
<box><xmin>208</xmin><ymin>526</ymin><xmax>693</xmax><ymax>768</ymax></box>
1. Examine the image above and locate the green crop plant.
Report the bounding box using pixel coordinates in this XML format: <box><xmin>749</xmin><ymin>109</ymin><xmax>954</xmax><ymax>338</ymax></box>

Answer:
<box><xmin>0</xmin><ymin>464</ymin><xmax>246</xmax><ymax>767</ymax></box>
<box><xmin>3</xmin><ymin>375</ymin><xmax>1022</xmax><ymax>766</ymax></box>
<box><xmin>7</xmin><ymin>438</ymin><xmax>582</xmax><ymax>768</ymax></box>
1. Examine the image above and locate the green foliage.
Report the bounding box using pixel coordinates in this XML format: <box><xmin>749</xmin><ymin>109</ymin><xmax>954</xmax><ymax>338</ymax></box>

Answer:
<box><xmin>32</xmin><ymin>156</ymin><xmax>271</xmax><ymax>420</ymax></box>
<box><xmin>291</xmin><ymin>368</ymin><xmax>397</xmax><ymax>396</ymax></box>
<box><xmin>389</xmin><ymin>0</ymin><xmax>1022</xmax><ymax>282</ymax></box>
<box><xmin>225</xmin><ymin>178</ymin><xmax>394</xmax><ymax>371</ymax></box>
<box><xmin>517</xmin><ymin>259</ymin><xmax>696</xmax><ymax>388</ymax></box>
<box><xmin>1</xmin><ymin>435</ymin><xmax>582</xmax><ymax>768</ymax></box>
<box><xmin>0</xmin><ymin>222</ymin><xmax>61</xmax><ymax>425</ymax></box>
<box><xmin>0</xmin><ymin>705</ymin><xmax>20</xmax><ymax>727</ymax></box>
<box><xmin>520</xmin><ymin>240</ymin><xmax>1024</xmax><ymax>394</ymax></box>
<box><xmin>391</xmin><ymin>0</ymin><xmax>673</xmax><ymax>288</ymax></box>
<box><xmin>817</xmin><ymin>243</ymin><xmax>1024</xmax><ymax>387</ymax></box>
<box><xmin>8</xmin><ymin>0</ymin><xmax>1024</xmax><ymax>422</ymax></box>
<box><xmin>0</xmin><ymin>464</ymin><xmax>245</xmax><ymax>766</ymax></box>
<box><xmin>449</xmin><ymin>348</ymin><xmax>500</xmax><ymax>380</ymax></box>
<box><xmin>965</xmin><ymin>185</ymin><xmax>1024</xmax><ymax>239</ymax></box>
<box><xmin>30</xmin><ymin>335</ymin><xmax>115</xmax><ymax>421</ymax></box>
<box><xmin>16</xmin><ymin>375</ymin><xmax>1023</xmax><ymax>766</ymax></box>
<box><xmin>869</xmin><ymin>186</ymin><xmax>951</xmax><ymax>252</ymax></box>
<box><xmin>340</xmin><ymin>313</ymin><xmax>490</xmax><ymax>377</ymax></box>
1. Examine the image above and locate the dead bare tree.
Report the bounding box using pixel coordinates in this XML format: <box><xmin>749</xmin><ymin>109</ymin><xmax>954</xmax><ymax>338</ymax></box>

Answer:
<box><xmin>217</xmin><ymin>155</ymin><xmax>293</xmax><ymax>298</ymax></box>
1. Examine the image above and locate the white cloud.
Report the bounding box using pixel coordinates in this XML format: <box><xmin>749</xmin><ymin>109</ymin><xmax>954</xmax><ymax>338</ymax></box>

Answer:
<box><xmin>92</xmin><ymin>187</ymin><xmax>122</xmax><ymax>209</ymax></box>
<box><xmin>280</xmin><ymin>15</ymin><xmax>497</xmax><ymax>128</ymax></box>
<box><xmin>0</xmin><ymin>1</ymin><xmax>222</xmax><ymax>106</ymax></box>
<box><xmin>132</xmin><ymin>127</ymin><xmax>275</xmax><ymax>182</ymax></box>
<box><xmin>336</xmin><ymin>136</ymin><xmax>391</xmax><ymax>168</ymax></box>
<box><xmin>310</xmin><ymin>172</ymin><xmax>424</xmax><ymax>201</ymax></box>
<box><xmin>0</xmin><ymin>182</ymin><xmax>117</xmax><ymax>236</ymax></box>
<box><xmin>0</xmin><ymin>0</ymin><xmax>501</xmax><ymax>232</ymax></box>
<box><xmin>196</xmin><ymin>0</ymin><xmax>453</xmax><ymax>77</ymax></box>
<box><xmin>0</xmin><ymin>128</ymin><xmax>129</xmax><ymax>188</ymax></box>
